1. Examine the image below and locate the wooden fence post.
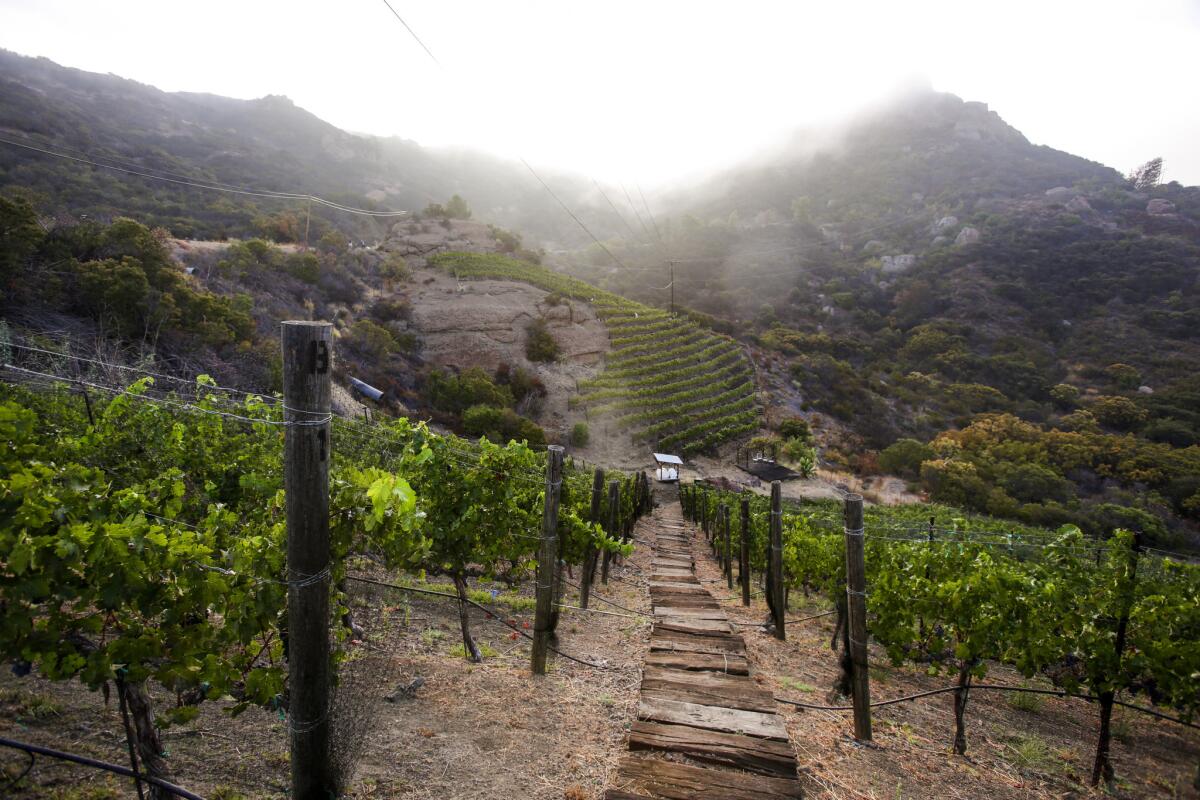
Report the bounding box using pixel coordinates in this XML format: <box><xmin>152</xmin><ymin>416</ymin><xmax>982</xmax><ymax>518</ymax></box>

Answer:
<box><xmin>580</xmin><ymin>467</ymin><xmax>605</xmax><ymax>610</ymax></box>
<box><xmin>768</xmin><ymin>481</ymin><xmax>785</xmax><ymax>640</ymax></box>
<box><xmin>700</xmin><ymin>488</ymin><xmax>708</xmax><ymax>539</ymax></box>
<box><xmin>723</xmin><ymin>504</ymin><xmax>733</xmax><ymax>590</ymax></box>
<box><xmin>281</xmin><ymin>321</ymin><xmax>333</xmax><ymax>800</ymax></box>
<box><xmin>531</xmin><ymin>445</ymin><xmax>565</xmax><ymax>675</ymax></box>
<box><xmin>740</xmin><ymin>498</ymin><xmax>751</xmax><ymax>606</ymax></box>
<box><xmin>843</xmin><ymin>493</ymin><xmax>872</xmax><ymax>740</ymax></box>
<box><xmin>601</xmin><ymin>480</ymin><xmax>619</xmax><ymax>585</ymax></box>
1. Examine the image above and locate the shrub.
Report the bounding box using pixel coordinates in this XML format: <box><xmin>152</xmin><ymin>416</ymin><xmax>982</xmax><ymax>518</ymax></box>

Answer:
<box><xmin>1104</xmin><ymin>363</ymin><xmax>1142</xmax><ymax>390</ymax></box>
<box><xmin>462</xmin><ymin>405</ymin><xmax>545</xmax><ymax>446</ymax></box>
<box><xmin>570</xmin><ymin>422</ymin><xmax>590</xmax><ymax>447</ymax></box>
<box><xmin>1090</xmin><ymin>395</ymin><xmax>1148</xmax><ymax>431</ymax></box>
<box><xmin>919</xmin><ymin>459</ymin><xmax>989</xmax><ymax>509</ymax></box>
<box><xmin>781</xmin><ymin>438</ymin><xmax>816</xmax><ymax>477</ymax></box>
<box><xmin>777</xmin><ymin>416</ymin><xmax>811</xmax><ymax>442</ymax></box>
<box><xmin>348</xmin><ymin>319</ymin><xmax>399</xmax><ymax>360</ymax></box>
<box><xmin>445</xmin><ymin>194</ymin><xmax>472</xmax><ymax>220</ymax></box>
<box><xmin>425</xmin><ymin>368</ymin><xmax>513</xmax><ymax>414</ymax></box>
<box><xmin>1049</xmin><ymin>383</ymin><xmax>1080</xmax><ymax>410</ymax></box>
<box><xmin>525</xmin><ymin>318</ymin><xmax>559</xmax><ymax>362</ymax></box>
<box><xmin>878</xmin><ymin>438</ymin><xmax>934</xmax><ymax>479</ymax></box>
<box><xmin>284</xmin><ymin>252</ymin><xmax>321</xmax><ymax>284</ymax></box>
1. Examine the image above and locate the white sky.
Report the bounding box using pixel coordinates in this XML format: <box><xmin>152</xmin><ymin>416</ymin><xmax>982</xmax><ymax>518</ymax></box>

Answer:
<box><xmin>2</xmin><ymin>0</ymin><xmax>1198</xmax><ymax>187</ymax></box>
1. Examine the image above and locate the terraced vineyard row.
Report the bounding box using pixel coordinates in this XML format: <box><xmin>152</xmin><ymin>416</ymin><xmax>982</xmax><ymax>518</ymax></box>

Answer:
<box><xmin>430</xmin><ymin>252</ymin><xmax>761</xmax><ymax>454</ymax></box>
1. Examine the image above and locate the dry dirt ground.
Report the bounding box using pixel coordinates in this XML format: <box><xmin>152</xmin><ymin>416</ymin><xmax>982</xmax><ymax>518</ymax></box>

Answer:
<box><xmin>0</xmin><ymin>528</ymin><xmax>657</xmax><ymax>799</ymax></box>
<box><xmin>684</xmin><ymin>515</ymin><xmax>1200</xmax><ymax>800</ymax></box>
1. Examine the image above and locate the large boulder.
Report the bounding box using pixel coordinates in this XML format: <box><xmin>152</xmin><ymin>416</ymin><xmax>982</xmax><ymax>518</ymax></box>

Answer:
<box><xmin>1147</xmin><ymin>198</ymin><xmax>1177</xmax><ymax>215</ymax></box>
<box><xmin>954</xmin><ymin>226</ymin><xmax>981</xmax><ymax>246</ymax></box>
<box><xmin>880</xmin><ymin>254</ymin><xmax>917</xmax><ymax>274</ymax></box>
<box><xmin>1045</xmin><ymin>186</ymin><xmax>1074</xmax><ymax>202</ymax></box>
<box><xmin>1065</xmin><ymin>196</ymin><xmax>1092</xmax><ymax>213</ymax></box>
<box><xmin>932</xmin><ymin>215</ymin><xmax>959</xmax><ymax>234</ymax></box>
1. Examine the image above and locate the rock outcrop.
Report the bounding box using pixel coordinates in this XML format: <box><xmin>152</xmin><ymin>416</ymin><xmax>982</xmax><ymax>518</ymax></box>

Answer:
<box><xmin>954</xmin><ymin>226</ymin><xmax>981</xmax><ymax>246</ymax></box>
<box><xmin>880</xmin><ymin>254</ymin><xmax>917</xmax><ymax>274</ymax></box>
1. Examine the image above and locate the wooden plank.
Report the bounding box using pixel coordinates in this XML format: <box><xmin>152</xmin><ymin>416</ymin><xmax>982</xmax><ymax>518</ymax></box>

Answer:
<box><xmin>649</xmin><ymin>595</ymin><xmax>721</xmax><ymax>609</ymax></box>
<box><xmin>656</xmin><ymin>617</ymin><xmax>734</xmax><ymax>635</ymax></box>
<box><xmin>628</xmin><ymin>720</ymin><xmax>797</xmax><ymax>777</ymax></box>
<box><xmin>651</xmin><ymin>630</ymin><xmax>745</xmax><ymax>654</ymax></box>
<box><xmin>653</xmin><ymin>606</ymin><xmax>729</xmax><ymax>619</ymax></box>
<box><xmin>611</xmin><ymin>755</ymin><xmax>801</xmax><ymax>799</ymax></box>
<box><xmin>645</xmin><ymin>650</ymin><xmax>749</xmax><ymax>675</ymax></box>
<box><xmin>638</xmin><ymin>697</ymin><xmax>789</xmax><ymax>740</ymax></box>
<box><xmin>648</xmin><ymin>581</ymin><xmax>705</xmax><ymax>591</ymax></box>
<box><xmin>641</xmin><ymin>666</ymin><xmax>776</xmax><ymax>713</ymax></box>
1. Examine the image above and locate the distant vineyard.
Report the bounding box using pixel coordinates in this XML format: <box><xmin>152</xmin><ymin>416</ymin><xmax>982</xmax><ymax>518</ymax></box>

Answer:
<box><xmin>430</xmin><ymin>252</ymin><xmax>760</xmax><ymax>454</ymax></box>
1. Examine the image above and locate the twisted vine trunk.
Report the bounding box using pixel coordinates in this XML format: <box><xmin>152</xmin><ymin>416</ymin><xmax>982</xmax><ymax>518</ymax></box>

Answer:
<box><xmin>453</xmin><ymin>573</ymin><xmax>482</xmax><ymax>663</ymax></box>
<box><xmin>118</xmin><ymin>678</ymin><xmax>173</xmax><ymax>800</ymax></box>
<box><xmin>832</xmin><ymin>595</ymin><xmax>852</xmax><ymax>697</ymax></box>
<box><xmin>953</xmin><ymin>665</ymin><xmax>973</xmax><ymax>756</ymax></box>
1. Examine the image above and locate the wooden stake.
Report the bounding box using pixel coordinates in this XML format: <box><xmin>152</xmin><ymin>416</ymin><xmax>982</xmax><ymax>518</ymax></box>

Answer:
<box><xmin>769</xmin><ymin>482</ymin><xmax>785</xmax><ymax>641</ymax></box>
<box><xmin>740</xmin><ymin>498</ymin><xmax>751</xmax><ymax>606</ymax></box>
<box><xmin>843</xmin><ymin>493</ymin><xmax>872</xmax><ymax>741</ymax></box>
<box><xmin>723</xmin><ymin>504</ymin><xmax>734</xmax><ymax>590</ymax></box>
<box><xmin>601</xmin><ymin>479</ymin><xmax>619</xmax><ymax>585</ymax></box>
<box><xmin>281</xmin><ymin>321</ymin><xmax>333</xmax><ymax>799</ymax></box>
<box><xmin>580</xmin><ymin>467</ymin><xmax>604</xmax><ymax>610</ymax></box>
<box><xmin>531</xmin><ymin>445</ymin><xmax>564</xmax><ymax>675</ymax></box>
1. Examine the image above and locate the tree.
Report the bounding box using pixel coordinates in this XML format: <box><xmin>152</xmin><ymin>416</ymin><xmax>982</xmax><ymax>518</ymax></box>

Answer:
<box><xmin>1127</xmin><ymin>157</ymin><xmax>1163</xmax><ymax>190</ymax></box>
<box><xmin>0</xmin><ymin>195</ymin><xmax>43</xmax><ymax>292</ymax></box>
<box><xmin>879</xmin><ymin>438</ymin><xmax>934</xmax><ymax>479</ymax></box>
<box><xmin>525</xmin><ymin>318</ymin><xmax>559</xmax><ymax>362</ymax></box>
<box><xmin>445</xmin><ymin>194</ymin><xmax>472</xmax><ymax>220</ymax></box>
<box><xmin>1090</xmin><ymin>395</ymin><xmax>1148</xmax><ymax>431</ymax></box>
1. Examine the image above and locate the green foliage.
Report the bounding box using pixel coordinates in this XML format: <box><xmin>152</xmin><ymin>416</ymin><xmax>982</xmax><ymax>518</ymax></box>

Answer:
<box><xmin>524</xmin><ymin>318</ymin><xmax>559</xmax><ymax>363</ymax></box>
<box><xmin>425</xmin><ymin>368</ymin><xmax>514</xmax><ymax>415</ymax></box>
<box><xmin>780</xmin><ymin>437</ymin><xmax>816</xmax><ymax>477</ymax></box>
<box><xmin>0</xmin><ymin>194</ymin><xmax>43</xmax><ymax>292</ymax></box>
<box><xmin>461</xmin><ymin>405</ymin><xmax>546</xmax><ymax>447</ymax></box>
<box><xmin>1049</xmin><ymin>383</ymin><xmax>1080</xmax><ymax>410</ymax></box>
<box><xmin>777</xmin><ymin>416</ymin><xmax>811</xmax><ymax>442</ymax></box>
<box><xmin>879</xmin><ymin>438</ymin><xmax>934</xmax><ymax>479</ymax></box>
<box><xmin>1089</xmin><ymin>395</ymin><xmax>1148</xmax><ymax>431</ymax></box>
<box><xmin>444</xmin><ymin>194</ymin><xmax>472</xmax><ymax>220</ymax></box>
<box><xmin>348</xmin><ymin>319</ymin><xmax>402</xmax><ymax>360</ymax></box>
<box><xmin>570</xmin><ymin>422</ymin><xmax>590</xmax><ymax>447</ymax></box>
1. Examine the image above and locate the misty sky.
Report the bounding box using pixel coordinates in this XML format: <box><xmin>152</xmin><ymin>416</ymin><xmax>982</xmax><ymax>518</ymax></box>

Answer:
<box><xmin>2</xmin><ymin>0</ymin><xmax>1198</xmax><ymax>186</ymax></box>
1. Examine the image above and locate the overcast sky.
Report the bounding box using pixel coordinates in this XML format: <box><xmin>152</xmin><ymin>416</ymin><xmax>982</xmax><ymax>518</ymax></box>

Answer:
<box><xmin>2</xmin><ymin>0</ymin><xmax>1198</xmax><ymax>187</ymax></box>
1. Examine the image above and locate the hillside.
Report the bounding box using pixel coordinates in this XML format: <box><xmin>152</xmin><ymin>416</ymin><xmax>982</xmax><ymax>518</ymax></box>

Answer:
<box><xmin>0</xmin><ymin>49</ymin><xmax>621</xmax><ymax>247</ymax></box>
<box><xmin>552</xmin><ymin>90</ymin><xmax>1200</xmax><ymax>548</ymax></box>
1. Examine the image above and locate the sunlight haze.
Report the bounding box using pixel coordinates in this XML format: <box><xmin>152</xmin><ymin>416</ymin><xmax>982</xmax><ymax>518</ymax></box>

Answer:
<box><xmin>2</xmin><ymin>0</ymin><xmax>1198</xmax><ymax>186</ymax></box>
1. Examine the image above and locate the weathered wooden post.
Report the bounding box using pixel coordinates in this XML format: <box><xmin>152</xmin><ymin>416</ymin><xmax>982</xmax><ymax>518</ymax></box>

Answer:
<box><xmin>700</xmin><ymin>488</ymin><xmax>709</xmax><ymax>539</ymax></box>
<box><xmin>769</xmin><ymin>481</ymin><xmax>785</xmax><ymax>640</ymax></box>
<box><xmin>281</xmin><ymin>321</ymin><xmax>333</xmax><ymax>800</ymax></box>
<box><xmin>723</xmin><ymin>504</ymin><xmax>733</xmax><ymax>590</ymax></box>
<box><xmin>601</xmin><ymin>480</ymin><xmax>619</xmax><ymax>585</ymax></box>
<box><xmin>843</xmin><ymin>493</ymin><xmax>872</xmax><ymax>740</ymax></box>
<box><xmin>531</xmin><ymin>445</ymin><xmax>565</xmax><ymax>675</ymax></box>
<box><xmin>580</xmin><ymin>467</ymin><xmax>605</xmax><ymax>609</ymax></box>
<box><xmin>740</xmin><ymin>498</ymin><xmax>751</xmax><ymax>606</ymax></box>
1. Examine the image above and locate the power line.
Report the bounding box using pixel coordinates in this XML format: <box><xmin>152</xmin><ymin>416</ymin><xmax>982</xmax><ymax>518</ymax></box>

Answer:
<box><xmin>520</xmin><ymin>158</ymin><xmax>631</xmax><ymax>270</ymax></box>
<box><xmin>637</xmin><ymin>183</ymin><xmax>664</xmax><ymax>247</ymax></box>
<box><xmin>0</xmin><ymin>134</ymin><xmax>410</xmax><ymax>217</ymax></box>
<box><xmin>379</xmin><ymin>0</ymin><xmax>442</xmax><ymax>68</ymax></box>
<box><xmin>593</xmin><ymin>179</ymin><xmax>640</xmax><ymax>239</ymax></box>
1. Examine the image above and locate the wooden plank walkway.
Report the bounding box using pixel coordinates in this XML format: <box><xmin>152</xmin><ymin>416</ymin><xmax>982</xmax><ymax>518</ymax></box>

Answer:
<box><xmin>605</xmin><ymin>504</ymin><xmax>803</xmax><ymax>799</ymax></box>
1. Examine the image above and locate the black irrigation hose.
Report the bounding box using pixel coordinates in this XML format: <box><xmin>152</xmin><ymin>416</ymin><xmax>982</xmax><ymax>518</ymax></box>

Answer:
<box><xmin>775</xmin><ymin>684</ymin><xmax>1200</xmax><ymax>730</ymax></box>
<box><xmin>345</xmin><ymin>575</ymin><xmax>614</xmax><ymax>669</ymax></box>
<box><xmin>0</xmin><ymin>736</ymin><xmax>205</xmax><ymax>799</ymax></box>
<box><xmin>558</xmin><ymin>574</ymin><xmax>648</xmax><ymax>617</ymax></box>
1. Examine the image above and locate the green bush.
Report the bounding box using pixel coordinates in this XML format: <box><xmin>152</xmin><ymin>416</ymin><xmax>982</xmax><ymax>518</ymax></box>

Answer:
<box><xmin>570</xmin><ymin>422</ymin><xmax>590</xmax><ymax>447</ymax></box>
<box><xmin>777</xmin><ymin>416</ymin><xmax>811</xmax><ymax>442</ymax></box>
<box><xmin>462</xmin><ymin>404</ymin><xmax>545</xmax><ymax>447</ymax></box>
<box><xmin>425</xmin><ymin>368</ymin><xmax>513</xmax><ymax>415</ymax></box>
<box><xmin>1090</xmin><ymin>395</ymin><xmax>1148</xmax><ymax>431</ymax></box>
<box><xmin>780</xmin><ymin>437</ymin><xmax>816</xmax><ymax>477</ymax></box>
<box><xmin>348</xmin><ymin>319</ymin><xmax>399</xmax><ymax>360</ymax></box>
<box><xmin>879</xmin><ymin>438</ymin><xmax>934</xmax><ymax>479</ymax></box>
<box><xmin>525</xmin><ymin>318</ymin><xmax>559</xmax><ymax>362</ymax></box>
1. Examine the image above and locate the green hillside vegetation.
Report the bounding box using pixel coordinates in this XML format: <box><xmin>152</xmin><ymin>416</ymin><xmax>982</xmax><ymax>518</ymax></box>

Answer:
<box><xmin>429</xmin><ymin>251</ymin><xmax>760</xmax><ymax>455</ymax></box>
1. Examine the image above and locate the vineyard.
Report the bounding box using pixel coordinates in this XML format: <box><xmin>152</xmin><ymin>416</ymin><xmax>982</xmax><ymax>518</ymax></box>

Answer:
<box><xmin>679</xmin><ymin>480</ymin><xmax>1200</xmax><ymax>790</ymax></box>
<box><xmin>429</xmin><ymin>252</ymin><xmax>760</xmax><ymax>455</ymax></box>
<box><xmin>0</xmin><ymin>327</ymin><xmax>654</xmax><ymax>798</ymax></box>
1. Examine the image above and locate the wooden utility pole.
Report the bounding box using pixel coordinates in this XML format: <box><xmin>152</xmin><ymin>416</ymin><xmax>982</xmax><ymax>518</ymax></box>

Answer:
<box><xmin>768</xmin><ymin>481</ymin><xmax>785</xmax><ymax>640</ymax></box>
<box><xmin>601</xmin><ymin>480</ymin><xmax>619</xmax><ymax>585</ymax></box>
<box><xmin>580</xmin><ymin>468</ymin><xmax>605</xmax><ymax>609</ymax></box>
<box><xmin>843</xmin><ymin>493</ymin><xmax>872</xmax><ymax>740</ymax></box>
<box><xmin>281</xmin><ymin>321</ymin><xmax>333</xmax><ymax>800</ymax></box>
<box><xmin>531</xmin><ymin>445</ymin><xmax>565</xmax><ymax>675</ymax></box>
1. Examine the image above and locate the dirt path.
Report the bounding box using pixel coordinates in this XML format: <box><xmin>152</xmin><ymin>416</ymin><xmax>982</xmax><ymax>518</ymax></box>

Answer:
<box><xmin>604</xmin><ymin>503</ymin><xmax>803</xmax><ymax>798</ymax></box>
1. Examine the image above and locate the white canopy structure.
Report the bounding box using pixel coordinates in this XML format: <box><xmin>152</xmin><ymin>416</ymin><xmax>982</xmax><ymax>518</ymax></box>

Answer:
<box><xmin>653</xmin><ymin>452</ymin><xmax>682</xmax><ymax>483</ymax></box>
